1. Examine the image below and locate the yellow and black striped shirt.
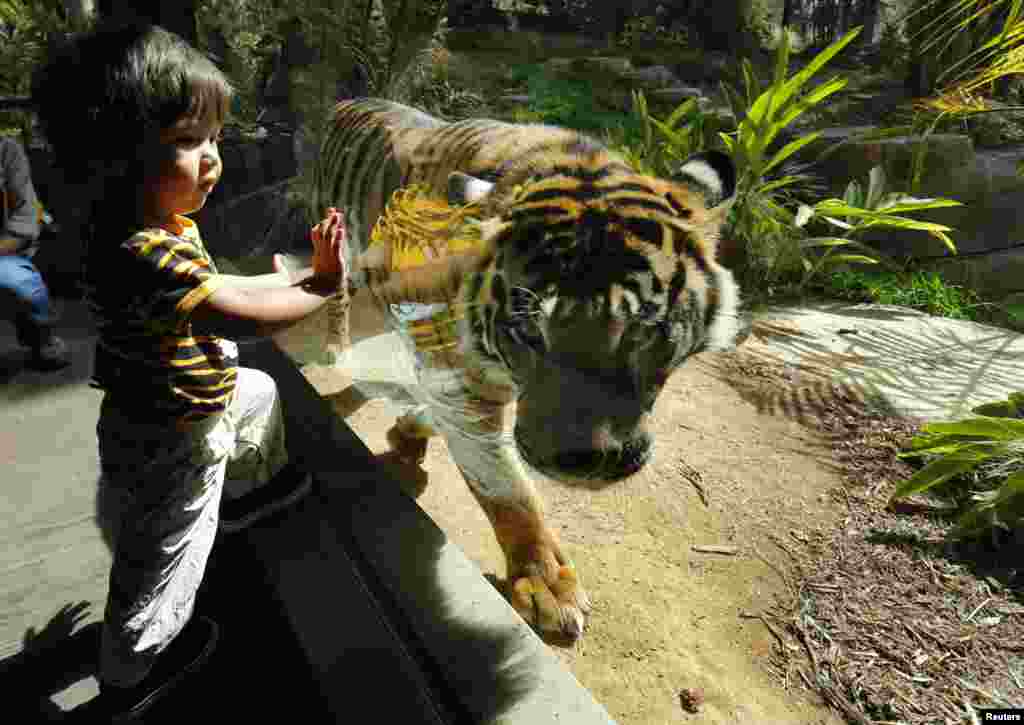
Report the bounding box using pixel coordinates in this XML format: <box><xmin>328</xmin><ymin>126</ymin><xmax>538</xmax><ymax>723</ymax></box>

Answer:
<box><xmin>84</xmin><ymin>214</ymin><xmax>236</xmax><ymax>425</ymax></box>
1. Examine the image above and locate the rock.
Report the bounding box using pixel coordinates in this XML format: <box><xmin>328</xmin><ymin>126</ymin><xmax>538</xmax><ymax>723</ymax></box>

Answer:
<box><xmin>542</xmin><ymin>57</ymin><xmax>574</xmax><ymax>76</ymax></box>
<box><xmin>674</xmin><ymin>51</ymin><xmax>734</xmax><ymax>85</ymax></box>
<box><xmin>922</xmin><ymin>246</ymin><xmax>1024</xmax><ymax>301</ymax></box>
<box><xmin>498</xmin><ymin>93</ymin><xmax>532</xmax><ymax>106</ymax></box>
<box><xmin>647</xmin><ymin>86</ymin><xmax>706</xmax><ymax>105</ymax></box>
<box><xmin>798</xmin><ymin>127</ymin><xmax>976</xmax><ymax>202</ymax></box>
<box><xmin>567</xmin><ymin>56</ymin><xmax>634</xmax><ymax>80</ymax></box>
<box><xmin>628</xmin><ymin>65</ymin><xmax>680</xmax><ymax>89</ymax></box>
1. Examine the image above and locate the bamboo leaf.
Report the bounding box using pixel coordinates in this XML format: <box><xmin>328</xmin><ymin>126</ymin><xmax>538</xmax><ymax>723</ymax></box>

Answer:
<box><xmin>898</xmin><ymin>433</ymin><xmax>1002</xmax><ymax>455</ymax></box>
<box><xmin>954</xmin><ymin>470</ymin><xmax>1024</xmax><ymax>536</ymax></box>
<box><xmin>931</xmin><ymin>229</ymin><xmax>959</xmax><ymax>254</ymax></box>
<box><xmin>775</xmin><ymin>76</ymin><xmax>850</xmax><ymax>129</ymax></box>
<box><xmin>800</xmin><ymin>236</ymin><xmax>854</xmax><ymax>248</ymax></box>
<box><xmin>821</xmin><ymin>215</ymin><xmax>855</xmax><ymax>230</ymax></box>
<box><xmin>720</xmin><ymin>81</ymin><xmax>749</xmax><ymax>129</ymax></box>
<box><xmin>980</xmin><ymin>469</ymin><xmax>1024</xmax><ymax>508</ymax></box>
<box><xmin>890</xmin><ymin>453</ymin><xmax>986</xmax><ymax>500</ymax></box>
<box><xmin>778</xmin><ymin>26</ymin><xmax>862</xmax><ymax>104</ymax></box>
<box><xmin>758</xmin><ymin>175</ymin><xmax>804</xmax><ymax>194</ymax></box>
<box><xmin>650</xmin><ymin>116</ymin><xmax>690</xmax><ymax>148</ymax></box>
<box><xmin>742</xmin><ymin>59</ymin><xmax>760</xmax><ymax>107</ymax></box>
<box><xmin>877</xmin><ymin>197</ymin><xmax>964</xmax><ymax>213</ymax></box>
<box><xmin>924</xmin><ymin>416</ymin><xmax>1024</xmax><ymax>440</ymax></box>
<box><xmin>665</xmin><ymin>98</ymin><xmax>699</xmax><ymax>129</ymax></box>
<box><xmin>819</xmin><ymin>254</ymin><xmax>880</xmax><ymax>265</ymax></box>
<box><xmin>762</xmin><ymin>130</ymin><xmax>824</xmax><ymax>177</ymax></box>
<box><xmin>859</xmin><ymin>216</ymin><xmax>955</xmax><ymax>233</ymax></box>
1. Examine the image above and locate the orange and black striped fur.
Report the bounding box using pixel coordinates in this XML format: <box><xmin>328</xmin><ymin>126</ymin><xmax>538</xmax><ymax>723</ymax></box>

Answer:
<box><xmin>311</xmin><ymin>98</ymin><xmax>742</xmax><ymax>640</ymax></box>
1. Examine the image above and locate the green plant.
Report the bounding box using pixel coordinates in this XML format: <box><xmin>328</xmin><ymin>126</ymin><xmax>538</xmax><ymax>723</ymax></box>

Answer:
<box><xmin>794</xmin><ymin>164</ymin><xmax>962</xmax><ymax>291</ymax></box>
<box><xmin>821</xmin><ymin>267</ymin><xmax>984</xmax><ymax>320</ymax></box>
<box><xmin>0</xmin><ymin>0</ymin><xmax>83</xmax><ymax>145</ymax></box>
<box><xmin>602</xmin><ymin>90</ymin><xmax>711</xmax><ymax>177</ymax></box>
<box><xmin>612</xmin><ymin>27</ymin><xmax>889</xmax><ymax>294</ymax></box>
<box><xmin>876</xmin><ymin>20</ymin><xmax>910</xmax><ymax>73</ymax></box>
<box><xmin>746</xmin><ymin>0</ymin><xmax>776</xmax><ymax>49</ymax></box>
<box><xmin>715</xmin><ymin>26</ymin><xmax>867</xmax><ymax>292</ymax></box>
<box><xmin>616</xmin><ymin>15</ymin><xmax>691</xmax><ymax>50</ymax></box>
<box><xmin>892</xmin><ymin>395</ymin><xmax>1024</xmax><ymax>539</ymax></box>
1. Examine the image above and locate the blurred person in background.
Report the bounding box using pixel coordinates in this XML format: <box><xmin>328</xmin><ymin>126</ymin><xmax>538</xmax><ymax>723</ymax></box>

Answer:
<box><xmin>0</xmin><ymin>134</ymin><xmax>69</xmax><ymax>370</ymax></box>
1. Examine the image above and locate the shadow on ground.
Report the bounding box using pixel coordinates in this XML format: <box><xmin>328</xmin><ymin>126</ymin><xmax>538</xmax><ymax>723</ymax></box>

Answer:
<box><xmin>706</xmin><ymin>303</ymin><xmax>1023</xmax><ymax>430</ymax></box>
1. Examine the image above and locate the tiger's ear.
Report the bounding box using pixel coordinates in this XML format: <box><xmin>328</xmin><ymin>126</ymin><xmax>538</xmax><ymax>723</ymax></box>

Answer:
<box><xmin>674</xmin><ymin>151</ymin><xmax>736</xmax><ymax>212</ymax></box>
<box><xmin>448</xmin><ymin>172</ymin><xmax>495</xmax><ymax>205</ymax></box>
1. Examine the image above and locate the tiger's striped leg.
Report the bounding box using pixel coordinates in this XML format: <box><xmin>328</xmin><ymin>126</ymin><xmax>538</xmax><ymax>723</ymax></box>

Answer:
<box><xmin>443</xmin><ymin>400</ymin><xmax>591</xmax><ymax>640</ymax></box>
<box><xmin>468</xmin><ymin>477</ymin><xmax>591</xmax><ymax>640</ymax></box>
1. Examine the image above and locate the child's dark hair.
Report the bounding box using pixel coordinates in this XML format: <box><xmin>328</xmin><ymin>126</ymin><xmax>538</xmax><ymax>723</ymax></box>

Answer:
<box><xmin>32</xmin><ymin>19</ymin><xmax>233</xmax><ymax>189</ymax></box>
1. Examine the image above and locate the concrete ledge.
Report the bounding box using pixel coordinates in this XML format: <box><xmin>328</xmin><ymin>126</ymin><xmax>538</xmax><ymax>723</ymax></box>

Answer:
<box><xmin>240</xmin><ymin>339</ymin><xmax>617</xmax><ymax>724</ymax></box>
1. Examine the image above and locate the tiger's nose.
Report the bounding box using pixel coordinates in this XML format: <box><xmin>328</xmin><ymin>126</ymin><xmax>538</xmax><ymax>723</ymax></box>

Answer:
<box><xmin>552</xmin><ymin>433</ymin><xmax>652</xmax><ymax>481</ymax></box>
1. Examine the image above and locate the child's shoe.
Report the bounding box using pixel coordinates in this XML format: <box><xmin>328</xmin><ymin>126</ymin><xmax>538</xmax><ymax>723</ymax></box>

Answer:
<box><xmin>75</xmin><ymin>615</ymin><xmax>218</xmax><ymax>722</ymax></box>
<box><xmin>30</xmin><ymin>335</ymin><xmax>71</xmax><ymax>370</ymax></box>
<box><xmin>218</xmin><ymin>464</ymin><xmax>313</xmax><ymax>534</ymax></box>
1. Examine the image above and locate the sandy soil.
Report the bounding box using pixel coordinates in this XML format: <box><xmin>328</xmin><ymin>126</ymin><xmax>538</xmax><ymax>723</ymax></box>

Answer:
<box><xmin>318</xmin><ymin>293</ymin><xmax>850</xmax><ymax>724</ymax></box>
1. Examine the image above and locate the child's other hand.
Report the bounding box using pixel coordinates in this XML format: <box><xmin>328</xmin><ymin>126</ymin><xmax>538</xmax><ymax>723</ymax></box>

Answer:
<box><xmin>310</xmin><ymin>207</ymin><xmax>347</xmax><ymax>290</ymax></box>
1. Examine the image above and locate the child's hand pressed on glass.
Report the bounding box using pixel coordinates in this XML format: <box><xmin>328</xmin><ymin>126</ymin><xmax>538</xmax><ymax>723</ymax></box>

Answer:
<box><xmin>309</xmin><ymin>207</ymin><xmax>347</xmax><ymax>289</ymax></box>
<box><xmin>192</xmin><ymin>206</ymin><xmax>351</xmax><ymax>339</ymax></box>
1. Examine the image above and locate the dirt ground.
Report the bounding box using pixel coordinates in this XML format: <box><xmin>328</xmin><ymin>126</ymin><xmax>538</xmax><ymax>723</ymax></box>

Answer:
<box><xmin>327</xmin><ymin>333</ymin><xmax>851</xmax><ymax>725</ymax></box>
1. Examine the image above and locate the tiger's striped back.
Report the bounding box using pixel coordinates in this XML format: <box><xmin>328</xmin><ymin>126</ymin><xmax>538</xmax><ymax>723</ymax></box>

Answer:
<box><xmin>313</xmin><ymin>98</ymin><xmax>630</xmax><ymax>258</ymax></box>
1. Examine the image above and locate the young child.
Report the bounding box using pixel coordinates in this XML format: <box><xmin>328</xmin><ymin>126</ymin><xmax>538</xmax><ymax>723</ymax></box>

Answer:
<box><xmin>32</xmin><ymin>20</ymin><xmax>346</xmax><ymax>720</ymax></box>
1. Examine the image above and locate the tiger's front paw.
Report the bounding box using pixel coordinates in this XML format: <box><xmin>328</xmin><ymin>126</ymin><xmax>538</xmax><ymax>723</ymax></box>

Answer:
<box><xmin>507</xmin><ymin>557</ymin><xmax>591</xmax><ymax>641</ymax></box>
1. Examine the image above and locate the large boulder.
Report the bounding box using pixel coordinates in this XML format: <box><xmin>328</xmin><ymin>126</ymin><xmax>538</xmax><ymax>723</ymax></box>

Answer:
<box><xmin>672</xmin><ymin>52</ymin><xmax>735</xmax><ymax>86</ymax></box>
<box><xmin>628</xmin><ymin>65</ymin><xmax>680</xmax><ymax>89</ymax></box>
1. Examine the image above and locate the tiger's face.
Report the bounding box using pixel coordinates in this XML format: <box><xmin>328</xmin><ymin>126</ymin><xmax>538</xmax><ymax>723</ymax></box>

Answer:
<box><xmin>454</xmin><ymin>151</ymin><xmax>740</xmax><ymax>484</ymax></box>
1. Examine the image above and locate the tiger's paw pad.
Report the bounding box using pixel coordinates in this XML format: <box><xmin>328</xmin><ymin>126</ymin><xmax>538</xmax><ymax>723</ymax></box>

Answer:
<box><xmin>508</xmin><ymin>565</ymin><xmax>591</xmax><ymax>641</ymax></box>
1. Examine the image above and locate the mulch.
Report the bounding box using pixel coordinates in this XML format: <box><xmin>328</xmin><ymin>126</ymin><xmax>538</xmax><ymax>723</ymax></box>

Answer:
<box><xmin>719</xmin><ymin>350</ymin><xmax>1024</xmax><ymax>724</ymax></box>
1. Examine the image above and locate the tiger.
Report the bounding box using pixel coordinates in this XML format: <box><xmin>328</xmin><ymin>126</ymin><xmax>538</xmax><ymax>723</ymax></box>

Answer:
<box><xmin>306</xmin><ymin>98</ymin><xmax>742</xmax><ymax>641</ymax></box>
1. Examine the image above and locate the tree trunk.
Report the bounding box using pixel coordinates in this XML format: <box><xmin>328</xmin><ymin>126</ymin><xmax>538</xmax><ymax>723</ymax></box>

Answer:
<box><xmin>261</xmin><ymin>17</ymin><xmax>314</xmax><ymax>126</ymax></box>
<box><xmin>695</xmin><ymin>0</ymin><xmax>754</xmax><ymax>54</ymax></box>
<box><xmin>61</xmin><ymin>0</ymin><xmax>97</xmax><ymax>27</ymax></box>
<box><xmin>781</xmin><ymin>0</ymin><xmax>794</xmax><ymax>30</ymax></box>
<box><xmin>861</xmin><ymin>0</ymin><xmax>880</xmax><ymax>46</ymax></box>
<box><xmin>837</xmin><ymin>0</ymin><xmax>850</xmax><ymax>36</ymax></box>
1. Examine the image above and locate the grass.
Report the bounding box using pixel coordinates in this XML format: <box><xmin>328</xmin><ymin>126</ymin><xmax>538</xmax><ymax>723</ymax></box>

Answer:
<box><xmin>505</xmin><ymin>63</ymin><xmax>646</xmax><ymax>146</ymax></box>
<box><xmin>816</xmin><ymin>267</ymin><xmax>986</xmax><ymax>321</ymax></box>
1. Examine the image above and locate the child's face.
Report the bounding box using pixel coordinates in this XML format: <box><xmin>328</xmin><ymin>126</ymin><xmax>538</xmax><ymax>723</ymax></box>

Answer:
<box><xmin>139</xmin><ymin>109</ymin><xmax>223</xmax><ymax>226</ymax></box>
